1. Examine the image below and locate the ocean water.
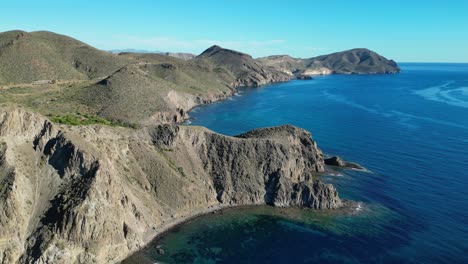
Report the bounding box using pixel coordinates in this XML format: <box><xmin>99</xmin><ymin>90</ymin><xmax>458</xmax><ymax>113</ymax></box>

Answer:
<box><xmin>123</xmin><ymin>64</ymin><xmax>468</xmax><ymax>263</ymax></box>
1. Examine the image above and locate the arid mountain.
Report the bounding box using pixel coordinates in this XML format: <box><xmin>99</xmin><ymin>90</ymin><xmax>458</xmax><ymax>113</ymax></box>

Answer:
<box><xmin>257</xmin><ymin>48</ymin><xmax>400</xmax><ymax>76</ymax></box>
<box><xmin>0</xmin><ymin>30</ymin><xmax>130</xmax><ymax>85</ymax></box>
<box><xmin>256</xmin><ymin>54</ymin><xmax>307</xmax><ymax>75</ymax></box>
<box><xmin>196</xmin><ymin>45</ymin><xmax>291</xmax><ymax>87</ymax></box>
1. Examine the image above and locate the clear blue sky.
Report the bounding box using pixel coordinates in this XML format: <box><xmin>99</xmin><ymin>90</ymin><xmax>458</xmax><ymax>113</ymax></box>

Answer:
<box><xmin>1</xmin><ymin>0</ymin><xmax>467</xmax><ymax>62</ymax></box>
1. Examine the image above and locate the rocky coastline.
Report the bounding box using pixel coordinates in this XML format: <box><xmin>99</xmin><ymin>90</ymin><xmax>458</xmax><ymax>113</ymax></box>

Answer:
<box><xmin>0</xmin><ymin>30</ymin><xmax>392</xmax><ymax>264</ymax></box>
<box><xmin>0</xmin><ymin>66</ymin><xmax>370</xmax><ymax>264</ymax></box>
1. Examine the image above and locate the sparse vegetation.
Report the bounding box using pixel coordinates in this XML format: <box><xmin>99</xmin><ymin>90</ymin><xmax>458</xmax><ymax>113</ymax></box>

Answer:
<box><xmin>51</xmin><ymin>113</ymin><xmax>138</xmax><ymax>128</ymax></box>
<box><xmin>177</xmin><ymin>166</ymin><xmax>186</xmax><ymax>177</ymax></box>
<box><xmin>51</xmin><ymin>113</ymin><xmax>112</xmax><ymax>126</ymax></box>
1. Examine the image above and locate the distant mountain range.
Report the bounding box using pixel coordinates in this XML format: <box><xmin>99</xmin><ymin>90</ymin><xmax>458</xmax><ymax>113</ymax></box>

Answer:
<box><xmin>108</xmin><ymin>48</ymin><xmax>163</xmax><ymax>54</ymax></box>
<box><xmin>109</xmin><ymin>49</ymin><xmax>196</xmax><ymax>60</ymax></box>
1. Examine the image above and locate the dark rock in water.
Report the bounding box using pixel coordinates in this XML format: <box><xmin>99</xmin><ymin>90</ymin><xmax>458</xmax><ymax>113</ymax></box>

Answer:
<box><xmin>324</xmin><ymin>156</ymin><xmax>346</xmax><ymax>167</ymax></box>
<box><xmin>324</xmin><ymin>156</ymin><xmax>364</xmax><ymax>170</ymax></box>
<box><xmin>156</xmin><ymin>245</ymin><xmax>165</xmax><ymax>255</ymax></box>
<box><xmin>296</xmin><ymin>74</ymin><xmax>313</xmax><ymax>80</ymax></box>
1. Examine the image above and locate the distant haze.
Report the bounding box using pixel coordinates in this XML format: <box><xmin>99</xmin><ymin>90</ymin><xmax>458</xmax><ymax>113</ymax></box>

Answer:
<box><xmin>1</xmin><ymin>0</ymin><xmax>467</xmax><ymax>62</ymax></box>
<box><xmin>108</xmin><ymin>49</ymin><xmax>162</xmax><ymax>54</ymax></box>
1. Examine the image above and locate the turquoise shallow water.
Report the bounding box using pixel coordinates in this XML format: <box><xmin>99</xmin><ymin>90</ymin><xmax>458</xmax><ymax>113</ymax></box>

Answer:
<box><xmin>124</xmin><ymin>63</ymin><xmax>468</xmax><ymax>263</ymax></box>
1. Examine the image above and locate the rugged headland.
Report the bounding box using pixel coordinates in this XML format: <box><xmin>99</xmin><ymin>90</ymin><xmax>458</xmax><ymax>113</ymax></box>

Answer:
<box><xmin>0</xmin><ymin>108</ymin><xmax>340</xmax><ymax>263</ymax></box>
<box><xmin>0</xmin><ymin>30</ymin><xmax>399</xmax><ymax>263</ymax></box>
<box><xmin>257</xmin><ymin>48</ymin><xmax>400</xmax><ymax>76</ymax></box>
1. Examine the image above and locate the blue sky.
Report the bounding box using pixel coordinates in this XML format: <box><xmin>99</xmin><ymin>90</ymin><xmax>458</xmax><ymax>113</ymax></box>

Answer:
<box><xmin>1</xmin><ymin>0</ymin><xmax>467</xmax><ymax>62</ymax></box>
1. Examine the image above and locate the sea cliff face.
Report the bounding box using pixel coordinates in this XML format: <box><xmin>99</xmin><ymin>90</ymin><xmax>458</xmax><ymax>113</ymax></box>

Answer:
<box><xmin>0</xmin><ymin>108</ymin><xmax>341</xmax><ymax>264</ymax></box>
<box><xmin>153</xmin><ymin>125</ymin><xmax>340</xmax><ymax>208</ymax></box>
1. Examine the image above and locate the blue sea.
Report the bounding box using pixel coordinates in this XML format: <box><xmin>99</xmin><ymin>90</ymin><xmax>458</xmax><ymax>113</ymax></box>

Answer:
<box><xmin>124</xmin><ymin>63</ymin><xmax>468</xmax><ymax>263</ymax></box>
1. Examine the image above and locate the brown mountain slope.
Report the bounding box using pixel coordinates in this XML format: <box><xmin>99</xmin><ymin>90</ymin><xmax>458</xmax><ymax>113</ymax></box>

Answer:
<box><xmin>77</xmin><ymin>53</ymin><xmax>236</xmax><ymax>124</ymax></box>
<box><xmin>196</xmin><ymin>45</ymin><xmax>291</xmax><ymax>86</ymax></box>
<box><xmin>0</xmin><ymin>30</ymin><xmax>130</xmax><ymax>85</ymax></box>
<box><xmin>256</xmin><ymin>55</ymin><xmax>307</xmax><ymax>75</ymax></box>
<box><xmin>75</xmin><ymin>47</ymin><xmax>292</xmax><ymax>124</ymax></box>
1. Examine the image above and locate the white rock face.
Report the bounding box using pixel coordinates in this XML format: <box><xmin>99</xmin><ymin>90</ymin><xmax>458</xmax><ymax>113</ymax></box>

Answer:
<box><xmin>303</xmin><ymin>67</ymin><xmax>333</xmax><ymax>75</ymax></box>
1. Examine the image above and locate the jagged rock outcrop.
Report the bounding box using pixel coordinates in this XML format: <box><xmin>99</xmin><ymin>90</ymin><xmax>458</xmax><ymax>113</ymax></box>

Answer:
<box><xmin>296</xmin><ymin>74</ymin><xmax>313</xmax><ymax>80</ymax></box>
<box><xmin>324</xmin><ymin>156</ymin><xmax>365</xmax><ymax>170</ymax></box>
<box><xmin>0</xmin><ymin>108</ymin><xmax>341</xmax><ymax>264</ymax></box>
<box><xmin>153</xmin><ymin>125</ymin><xmax>340</xmax><ymax>208</ymax></box>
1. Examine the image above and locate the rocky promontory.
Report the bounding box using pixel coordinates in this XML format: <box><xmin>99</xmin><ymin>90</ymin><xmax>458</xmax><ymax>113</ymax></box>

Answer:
<box><xmin>324</xmin><ymin>156</ymin><xmax>365</xmax><ymax>170</ymax></box>
<box><xmin>0</xmin><ymin>108</ymin><xmax>341</xmax><ymax>263</ymax></box>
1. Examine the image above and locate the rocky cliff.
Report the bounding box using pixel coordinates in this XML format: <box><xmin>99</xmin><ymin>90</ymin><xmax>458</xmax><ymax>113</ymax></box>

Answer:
<box><xmin>0</xmin><ymin>108</ymin><xmax>341</xmax><ymax>263</ymax></box>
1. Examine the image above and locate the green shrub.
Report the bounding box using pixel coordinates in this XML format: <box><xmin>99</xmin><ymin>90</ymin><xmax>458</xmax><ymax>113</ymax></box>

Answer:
<box><xmin>177</xmin><ymin>166</ymin><xmax>186</xmax><ymax>177</ymax></box>
<box><xmin>51</xmin><ymin>113</ymin><xmax>138</xmax><ymax>128</ymax></box>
